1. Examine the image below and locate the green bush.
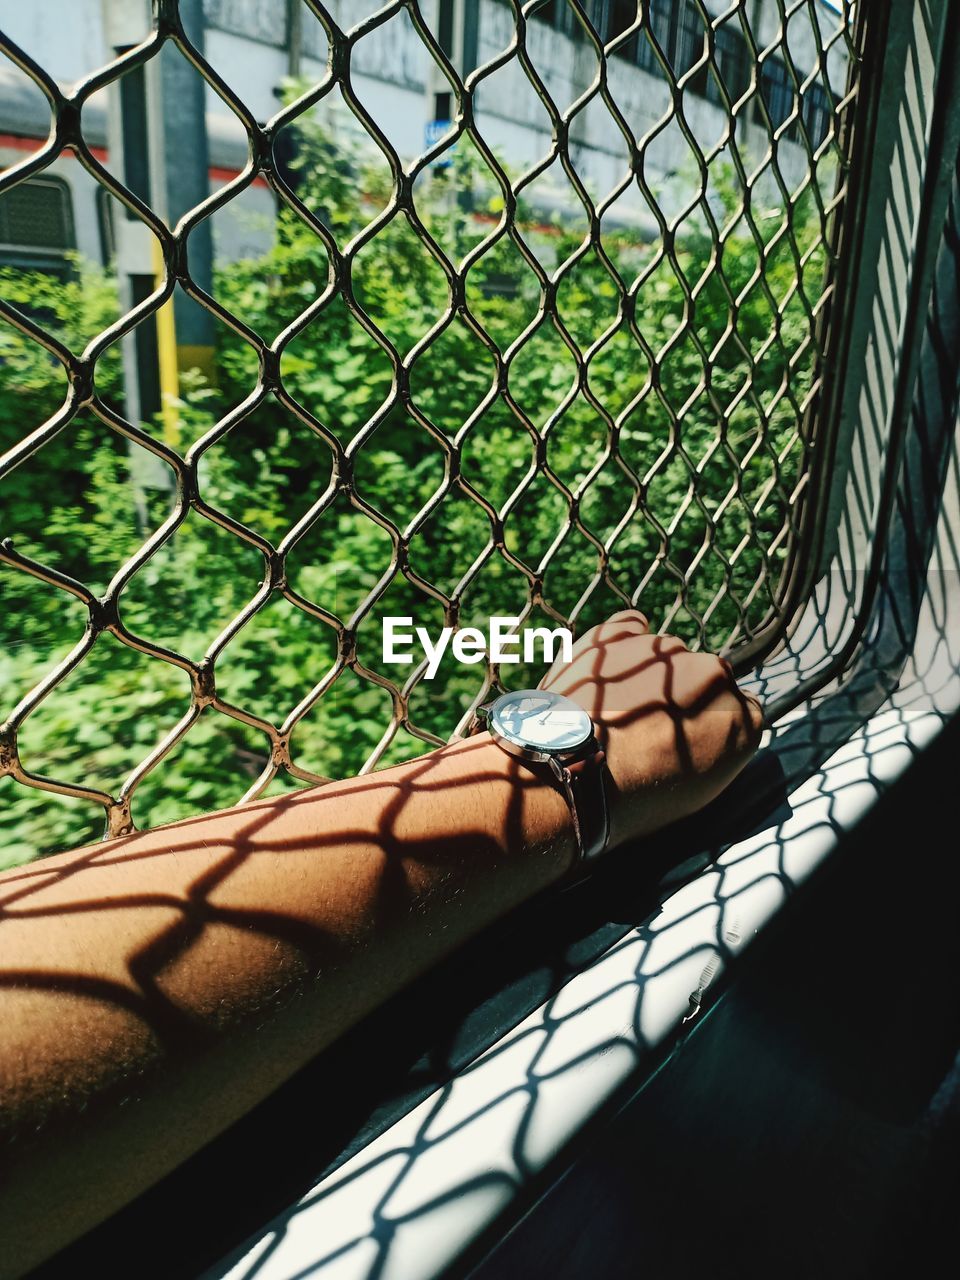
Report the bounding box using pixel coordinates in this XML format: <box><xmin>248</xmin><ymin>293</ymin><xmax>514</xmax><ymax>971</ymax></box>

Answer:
<box><xmin>0</xmin><ymin>114</ymin><xmax>827</xmax><ymax>866</ymax></box>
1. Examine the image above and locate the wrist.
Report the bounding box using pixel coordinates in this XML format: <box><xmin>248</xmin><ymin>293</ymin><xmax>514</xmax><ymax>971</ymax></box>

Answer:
<box><xmin>438</xmin><ymin>732</ymin><xmax>581</xmax><ymax>883</ymax></box>
<box><xmin>460</xmin><ymin>690</ymin><xmax>611</xmax><ymax>875</ymax></box>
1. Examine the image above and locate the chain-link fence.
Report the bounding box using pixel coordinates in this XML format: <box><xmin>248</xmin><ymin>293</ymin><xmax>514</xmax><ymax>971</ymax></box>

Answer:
<box><xmin>0</xmin><ymin>0</ymin><xmax>863</xmax><ymax>856</ymax></box>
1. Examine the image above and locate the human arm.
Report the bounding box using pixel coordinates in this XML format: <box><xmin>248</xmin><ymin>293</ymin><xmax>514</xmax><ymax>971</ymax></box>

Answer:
<box><xmin>0</xmin><ymin>610</ymin><xmax>762</xmax><ymax>1276</ymax></box>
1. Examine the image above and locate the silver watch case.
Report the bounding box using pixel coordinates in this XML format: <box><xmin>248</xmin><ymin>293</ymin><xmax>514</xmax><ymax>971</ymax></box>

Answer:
<box><xmin>472</xmin><ymin>688</ymin><xmax>596</xmax><ymax>769</ymax></box>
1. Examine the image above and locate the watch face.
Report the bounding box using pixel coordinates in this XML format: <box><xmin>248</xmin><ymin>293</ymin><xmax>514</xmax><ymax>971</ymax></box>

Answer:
<box><xmin>487</xmin><ymin>689</ymin><xmax>593</xmax><ymax>754</ymax></box>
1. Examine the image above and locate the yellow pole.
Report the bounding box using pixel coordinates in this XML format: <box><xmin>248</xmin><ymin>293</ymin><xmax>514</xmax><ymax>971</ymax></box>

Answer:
<box><xmin>151</xmin><ymin>238</ymin><xmax>180</xmax><ymax>448</ymax></box>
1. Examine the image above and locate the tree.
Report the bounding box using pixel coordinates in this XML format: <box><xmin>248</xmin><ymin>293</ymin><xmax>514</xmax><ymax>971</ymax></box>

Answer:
<box><xmin>0</xmin><ymin>112</ymin><xmax>827</xmax><ymax>864</ymax></box>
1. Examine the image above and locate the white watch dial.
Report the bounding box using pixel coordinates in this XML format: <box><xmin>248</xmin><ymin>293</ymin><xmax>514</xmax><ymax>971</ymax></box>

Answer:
<box><xmin>487</xmin><ymin>689</ymin><xmax>593</xmax><ymax>753</ymax></box>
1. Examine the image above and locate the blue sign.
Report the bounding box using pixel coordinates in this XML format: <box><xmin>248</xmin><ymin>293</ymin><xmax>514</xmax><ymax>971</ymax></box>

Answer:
<box><xmin>424</xmin><ymin>119</ymin><xmax>453</xmax><ymax>167</ymax></box>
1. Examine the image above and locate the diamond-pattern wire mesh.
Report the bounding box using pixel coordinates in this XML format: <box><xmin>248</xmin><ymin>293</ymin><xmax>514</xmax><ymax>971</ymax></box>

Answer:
<box><xmin>0</xmin><ymin>0</ymin><xmax>860</xmax><ymax>844</ymax></box>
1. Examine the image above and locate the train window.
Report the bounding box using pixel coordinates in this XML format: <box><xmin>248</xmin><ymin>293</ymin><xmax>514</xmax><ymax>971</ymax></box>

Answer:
<box><xmin>674</xmin><ymin>0</ymin><xmax>707</xmax><ymax>79</ymax></box>
<box><xmin>534</xmin><ymin>1</ymin><xmax>583</xmax><ymax>41</ymax></box>
<box><xmin>0</xmin><ymin>175</ymin><xmax>76</xmax><ymax>275</ymax></box>
<box><xmin>758</xmin><ymin>56</ymin><xmax>794</xmax><ymax>132</ymax></box>
<box><xmin>636</xmin><ymin>0</ymin><xmax>673</xmax><ymax>74</ymax></box>
<box><xmin>802</xmin><ymin>81</ymin><xmax>833</xmax><ymax>149</ymax></box>
<box><xmin>704</xmin><ymin>21</ymin><xmax>750</xmax><ymax>106</ymax></box>
<box><xmin>606</xmin><ymin>0</ymin><xmax>639</xmax><ymax>62</ymax></box>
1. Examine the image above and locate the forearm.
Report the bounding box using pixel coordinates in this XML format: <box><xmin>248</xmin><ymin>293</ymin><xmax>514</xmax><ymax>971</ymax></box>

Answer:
<box><xmin>0</xmin><ymin>733</ymin><xmax>575</xmax><ymax>1277</ymax></box>
<box><xmin>0</xmin><ymin>612</ymin><xmax>763</xmax><ymax>1276</ymax></box>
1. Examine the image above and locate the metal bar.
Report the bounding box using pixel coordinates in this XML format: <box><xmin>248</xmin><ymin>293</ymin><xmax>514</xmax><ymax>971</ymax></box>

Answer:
<box><xmin>764</xmin><ymin>0</ymin><xmax>960</xmax><ymax>722</ymax></box>
<box><xmin>728</xmin><ymin>0</ymin><xmax>890</xmax><ymax>673</ymax></box>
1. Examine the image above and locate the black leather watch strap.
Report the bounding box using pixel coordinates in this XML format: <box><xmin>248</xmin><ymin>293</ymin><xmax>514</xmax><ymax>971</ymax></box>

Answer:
<box><xmin>551</xmin><ymin>745</ymin><xmax>610</xmax><ymax>867</ymax></box>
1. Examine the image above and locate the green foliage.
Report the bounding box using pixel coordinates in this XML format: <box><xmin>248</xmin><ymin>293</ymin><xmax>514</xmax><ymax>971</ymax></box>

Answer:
<box><xmin>0</xmin><ymin>112</ymin><xmax>829</xmax><ymax>865</ymax></box>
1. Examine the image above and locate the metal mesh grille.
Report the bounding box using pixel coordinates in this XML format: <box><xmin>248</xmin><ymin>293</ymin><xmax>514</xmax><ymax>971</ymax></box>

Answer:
<box><xmin>0</xmin><ymin>0</ymin><xmax>862</xmax><ymax>848</ymax></box>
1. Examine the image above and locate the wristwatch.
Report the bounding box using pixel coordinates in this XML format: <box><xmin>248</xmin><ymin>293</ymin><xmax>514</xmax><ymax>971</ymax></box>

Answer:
<box><xmin>470</xmin><ymin>688</ymin><xmax>610</xmax><ymax>871</ymax></box>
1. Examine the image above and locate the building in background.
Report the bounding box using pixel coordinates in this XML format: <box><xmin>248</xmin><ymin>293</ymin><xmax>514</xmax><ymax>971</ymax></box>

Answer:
<box><xmin>0</xmin><ymin>0</ymin><xmax>847</xmax><ymax>275</ymax></box>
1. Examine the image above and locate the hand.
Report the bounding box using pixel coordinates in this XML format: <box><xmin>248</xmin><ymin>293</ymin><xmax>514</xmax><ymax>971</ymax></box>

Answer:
<box><xmin>540</xmin><ymin>610</ymin><xmax>764</xmax><ymax>848</ymax></box>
